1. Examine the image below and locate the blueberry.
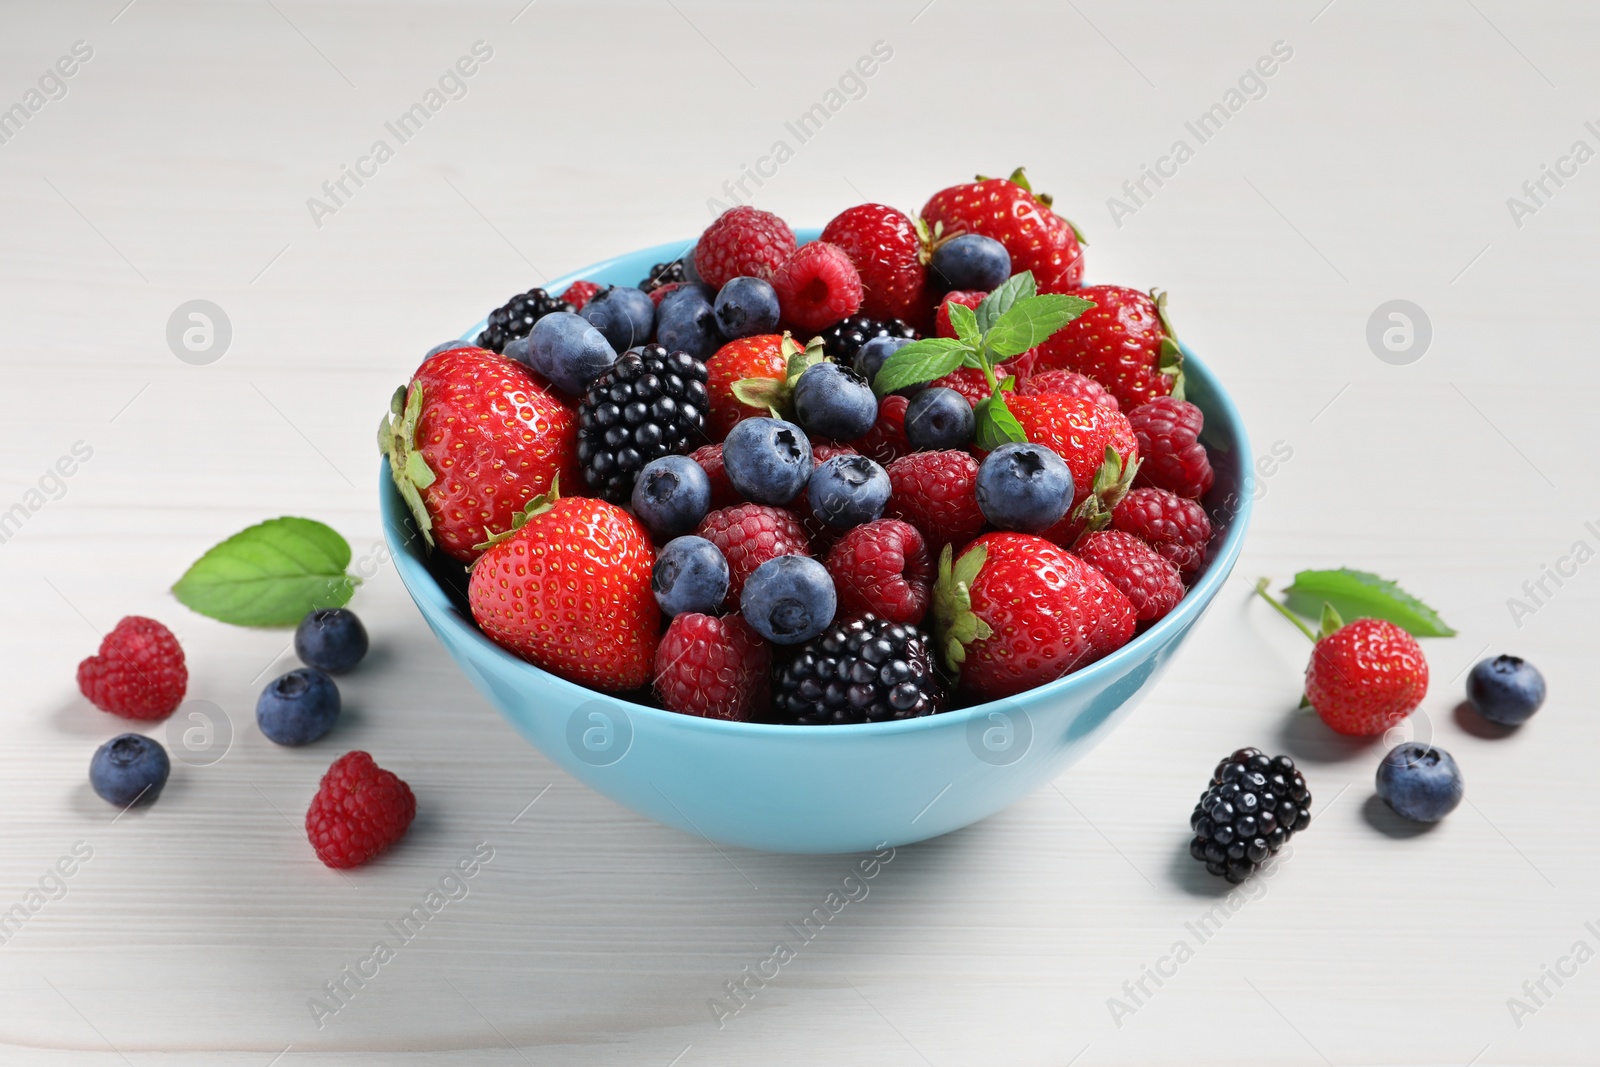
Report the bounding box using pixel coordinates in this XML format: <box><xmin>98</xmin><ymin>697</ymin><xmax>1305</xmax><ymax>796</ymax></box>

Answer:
<box><xmin>792</xmin><ymin>361</ymin><xmax>877</xmax><ymax>441</ymax></box>
<box><xmin>89</xmin><ymin>733</ymin><xmax>170</xmax><ymax>807</ymax></box>
<box><xmin>426</xmin><ymin>339</ymin><xmax>469</xmax><ymax>358</ymax></box>
<box><xmin>682</xmin><ymin>248</ymin><xmax>705</xmax><ymax>286</ymax></box>
<box><xmin>1376</xmin><ymin>743</ymin><xmax>1464</xmax><ymax>822</ymax></box>
<box><xmin>295</xmin><ymin>608</ymin><xmax>368</xmax><ymax>674</ymax></box>
<box><xmin>741</xmin><ymin>554</ymin><xmax>836</xmax><ymax>645</ymax></box>
<box><xmin>654</xmin><ymin>287</ymin><xmax>724</xmax><ymax>360</ymax></box>
<box><xmin>930</xmin><ymin>233</ymin><xmax>1011</xmax><ymax>291</ymax></box>
<box><xmin>652</xmin><ymin>535</ymin><xmax>730</xmax><ymax>617</ymax></box>
<box><xmin>1466</xmin><ymin>655</ymin><xmax>1546</xmax><ymax>726</ymax></box>
<box><xmin>853</xmin><ymin>335</ymin><xmax>915</xmax><ymax>387</ymax></box>
<box><xmin>257</xmin><ymin>667</ymin><xmax>341</xmax><ymax>746</ymax></box>
<box><xmin>722</xmin><ymin>417</ymin><xmax>813</xmax><ymax>505</ymax></box>
<box><xmin>904</xmin><ymin>386</ymin><xmax>975</xmax><ymax>450</ymax></box>
<box><xmin>659</xmin><ymin>282</ymin><xmax>716</xmax><ymax>312</ymax></box>
<box><xmin>502</xmin><ymin>336</ymin><xmax>532</xmax><ymax>365</ymax></box>
<box><xmin>632</xmin><ymin>455</ymin><xmax>712</xmax><ymax>541</ymax></box>
<box><xmin>528</xmin><ymin>311</ymin><xmax>618</xmax><ymax>395</ymax></box>
<box><xmin>580</xmin><ymin>285</ymin><xmax>655</xmax><ymax>352</ymax></box>
<box><xmin>714</xmin><ymin>277</ymin><xmax>781</xmax><ymax>339</ymax></box>
<box><xmin>807</xmin><ymin>454</ymin><xmax>891</xmax><ymax>529</ymax></box>
<box><xmin>975</xmin><ymin>442</ymin><xmax>1074</xmax><ymax>532</ymax></box>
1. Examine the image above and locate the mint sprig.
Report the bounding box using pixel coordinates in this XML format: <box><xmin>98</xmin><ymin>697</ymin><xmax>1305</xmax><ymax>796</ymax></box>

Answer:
<box><xmin>1283</xmin><ymin>569</ymin><xmax>1456</xmax><ymax>637</ymax></box>
<box><xmin>172</xmin><ymin>517</ymin><xmax>359</xmax><ymax>626</ymax></box>
<box><xmin>872</xmin><ymin>271</ymin><xmax>1096</xmax><ymax>448</ymax></box>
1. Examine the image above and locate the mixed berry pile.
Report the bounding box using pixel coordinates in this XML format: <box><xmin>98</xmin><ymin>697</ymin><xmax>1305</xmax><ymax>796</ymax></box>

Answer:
<box><xmin>382</xmin><ymin>169</ymin><xmax>1222</xmax><ymax>723</ymax></box>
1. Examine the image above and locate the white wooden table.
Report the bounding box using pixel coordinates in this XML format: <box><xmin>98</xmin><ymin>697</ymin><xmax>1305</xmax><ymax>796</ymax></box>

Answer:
<box><xmin>3</xmin><ymin>2</ymin><xmax>1596</xmax><ymax>1063</ymax></box>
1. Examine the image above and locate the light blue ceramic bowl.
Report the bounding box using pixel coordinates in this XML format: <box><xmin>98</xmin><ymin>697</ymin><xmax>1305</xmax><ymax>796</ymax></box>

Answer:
<box><xmin>380</xmin><ymin>231</ymin><xmax>1252</xmax><ymax>853</ymax></box>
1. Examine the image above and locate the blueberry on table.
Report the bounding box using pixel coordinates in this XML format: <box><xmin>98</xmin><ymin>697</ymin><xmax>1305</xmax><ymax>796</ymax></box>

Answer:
<box><xmin>1376</xmin><ymin>743</ymin><xmax>1464</xmax><ymax>822</ymax></box>
<box><xmin>90</xmin><ymin>733</ymin><xmax>171</xmax><ymax>807</ymax></box>
<box><xmin>257</xmin><ymin>668</ymin><xmax>341</xmax><ymax>746</ymax></box>
<box><xmin>652</xmin><ymin>535</ymin><xmax>730</xmax><ymax>617</ymax></box>
<box><xmin>295</xmin><ymin>608</ymin><xmax>368</xmax><ymax>674</ymax></box>
<box><xmin>1466</xmin><ymin>655</ymin><xmax>1545</xmax><ymax>726</ymax></box>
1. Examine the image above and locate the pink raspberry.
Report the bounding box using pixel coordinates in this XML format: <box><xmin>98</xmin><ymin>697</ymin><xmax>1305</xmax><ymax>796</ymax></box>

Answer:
<box><xmin>305</xmin><ymin>751</ymin><xmax>416</xmax><ymax>869</ymax></box>
<box><xmin>826</xmin><ymin>519</ymin><xmax>932</xmax><ymax>626</ymax></box>
<box><xmin>695</xmin><ymin>504</ymin><xmax>812</xmax><ymax>603</ymax></box>
<box><xmin>695</xmin><ymin>206</ymin><xmax>796</xmax><ymax>289</ymax></box>
<box><xmin>771</xmin><ymin>242</ymin><xmax>864</xmax><ymax>334</ymax></box>
<box><xmin>1077</xmin><ymin>529</ymin><xmax>1185</xmax><ymax>622</ymax></box>
<box><xmin>1112</xmin><ymin>487</ymin><xmax>1212</xmax><ymax>578</ymax></box>
<box><xmin>653</xmin><ymin>613</ymin><xmax>770</xmax><ymax>722</ymax></box>
<box><xmin>76</xmin><ymin>616</ymin><xmax>187</xmax><ymax>721</ymax></box>
<box><xmin>1128</xmin><ymin>396</ymin><xmax>1214</xmax><ymax>499</ymax></box>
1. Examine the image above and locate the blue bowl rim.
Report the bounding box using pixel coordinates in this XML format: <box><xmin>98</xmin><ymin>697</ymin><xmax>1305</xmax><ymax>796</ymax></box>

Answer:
<box><xmin>386</xmin><ymin>233</ymin><xmax>1252</xmax><ymax>740</ymax></box>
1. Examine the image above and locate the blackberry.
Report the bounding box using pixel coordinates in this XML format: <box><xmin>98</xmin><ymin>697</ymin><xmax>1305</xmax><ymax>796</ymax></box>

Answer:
<box><xmin>819</xmin><ymin>315</ymin><xmax>916</xmax><ymax>364</ymax></box>
<box><xmin>1188</xmin><ymin>748</ymin><xmax>1311</xmax><ymax>883</ymax></box>
<box><xmin>476</xmin><ymin>287</ymin><xmax>572</xmax><ymax>353</ymax></box>
<box><xmin>638</xmin><ymin>259</ymin><xmax>687</xmax><ymax>293</ymax></box>
<box><xmin>577</xmin><ymin>344</ymin><xmax>709</xmax><ymax>505</ymax></box>
<box><xmin>772</xmin><ymin>614</ymin><xmax>942</xmax><ymax>725</ymax></box>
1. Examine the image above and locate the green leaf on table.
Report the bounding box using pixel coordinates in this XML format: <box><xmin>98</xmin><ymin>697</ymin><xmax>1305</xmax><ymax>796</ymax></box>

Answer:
<box><xmin>973</xmin><ymin>392</ymin><xmax>1028</xmax><ymax>451</ymax></box>
<box><xmin>872</xmin><ymin>337</ymin><xmax>972</xmax><ymax>397</ymax></box>
<box><xmin>172</xmin><ymin>517</ymin><xmax>360</xmax><ymax>627</ymax></box>
<box><xmin>1282</xmin><ymin>568</ymin><xmax>1457</xmax><ymax>637</ymax></box>
<box><xmin>975</xmin><ymin>271</ymin><xmax>1037</xmax><ymax>333</ymax></box>
<box><xmin>985</xmin><ymin>294</ymin><xmax>1096</xmax><ymax>358</ymax></box>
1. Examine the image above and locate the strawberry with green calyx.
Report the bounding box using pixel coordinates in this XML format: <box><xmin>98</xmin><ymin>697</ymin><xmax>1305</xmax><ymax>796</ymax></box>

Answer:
<box><xmin>1005</xmin><ymin>389</ymin><xmax>1141</xmax><ymax>545</ymax></box>
<box><xmin>728</xmin><ymin>334</ymin><xmax>828</xmax><ymax>420</ymax></box>
<box><xmin>1254</xmin><ymin>579</ymin><xmax>1430</xmax><ymax>737</ymax></box>
<box><xmin>379</xmin><ymin>346</ymin><xmax>579</xmax><ymax>564</ymax></box>
<box><xmin>468</xmin><ymin>478</ymin><xmax>660</xmax><ymax>692</ymax></box>
<box><xmin>706</xmin><ymin>333</ymin><xmax>789</xmax><ymax>439</ymax></box>
<box><xmin>872</xmin><ymin>271</ymin><xmax>1095</xmax><ymax>453</ymax></box>
<box><xmin>1035</xmin><ymin>286</ymin><xmax>1185</xmax><ymax>409</ymax></box>
<box><xmin>934</xmin><ymin>534</ymin><xmax>1136</xmax><ymax>699</ymax></box>
<box><xmin>922</xmin><ymin>168</ymin><xmax>1087</xmax><ymax>292</ymax></box>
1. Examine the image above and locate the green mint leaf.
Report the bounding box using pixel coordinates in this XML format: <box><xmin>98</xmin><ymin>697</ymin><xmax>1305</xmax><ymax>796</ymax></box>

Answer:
<box><xmin>947</xmin><ymin>301</ymin><xmax>981</xmax><ymax>344</ymax></box>
<box><xmin>1283</xmin><ymin>569</ymin><xmax>1457</xmax><ymax>637</ymax></box>
<box><xmin>173</xmin><ymin>517</ymin><xmax>359</xmax><ymax>627</ymax></box>
<box><xmin>975</xmin><ymin>271</ymin><xmax>1037</xmax><ymax>333</ymax></box>
<box><xmin>985</xmin><ymin>294</ymin><xmax>1096</xmax><ymax>358</ymax></box>
<box><xmin>973</xmin><ymin>393</ymin><xmax>1028</xmax><ymax>451</ymax></box>
<box><xmin>872</xmin><ymin>338</ymin><xmax>972</xmax><ymax>397</ymax></box>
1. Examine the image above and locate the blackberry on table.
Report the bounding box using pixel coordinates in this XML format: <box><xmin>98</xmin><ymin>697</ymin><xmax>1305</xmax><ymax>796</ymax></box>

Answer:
<box><xmin>476</xmin><ymin>287</ymin><xmax>572</xmax><ymax>353</ymax></box>
<box><xmin>577</xmin><ymin>344</ymin><xmax>710</xmax><ymax>505</ymax></box>
<box><xmin>818</xmin><ymin>315</ymin><xmax>916</xmax><ymax>364</ymax></box>
<box><xmin>1189</xmin><ymin>747</ymin><xmax>1311</xmax><ymax>883</ymax></box>
<box><xmin>772</xmin><ymin>614</ymin><xmax>942</xmax><ymax>725</ymax></box>
<box><xmin>638</xmin><ymin>260</ymin><xmax>687</xmax><ymax>293</ymax></box>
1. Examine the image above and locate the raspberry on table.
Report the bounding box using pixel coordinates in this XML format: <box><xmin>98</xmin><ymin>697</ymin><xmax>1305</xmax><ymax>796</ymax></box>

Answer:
<box><xmin>76</xmin><ymin>616</ymin><xmax>188</xmax><ymax>721</ymax></box>
<box><xmin>826</xmin><ymin>518</ymin><xmax>932</xmax><ymax>626</ymax></box>
<box><xmin>1189</xmin><ymin>748</ymin><xmax>1311</xmax><ymax>883</ymax></box>
<box><xmin>1128</xmin><ymin>396</ymin><xmax>1214</xmax><ymax>499</ymax></box>
<box><xmin>1077</xmin><ymin>530</ymin><xmax>1185</xmax><ymax>623</ymax></box>
<box><xmin>771</xmin><ymin>242</ymin><xmax>864</xmax><ymax>334</ymax></box>
<box><xmin>1112</xmin><ymin>487</ymin><xmax>1212</xmax><ymax>578</ymax></box>
<box><xmin>304</xmin><ymin>751</ymin><xmax>416</xmax><ymax>869</ymax></box>
<box><xmin>695</xmin><ymin>206</ymin><xmax>796</xmax><ymax>289</ymax></box>
<box><xmin>695</xmin><ymin>503</ymin><xmax>812</xmax><ymax>603</ymax></box>
<box><xmin>885</xmin><ymin>449</ymin><xmax>985</xmax><ymax>558</ymax></box>
<box><xmin>653</xmin><ymin>612</ymin><xmax>771</xmax><ymax>722</ymax></box>
<box><xmin>771</xmin><ymin>614</ymin><xmax>943</xmax><ymax>725</ymax></box>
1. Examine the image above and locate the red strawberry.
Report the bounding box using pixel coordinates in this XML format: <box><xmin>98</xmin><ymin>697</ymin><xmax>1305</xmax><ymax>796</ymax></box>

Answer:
<box><xmin>1007</xmin><ymin>392</ymin><xmax>1139</xmax><ymax>545</ymax></box>
<box><xmin>76</xmin><ymin>616</ymin><xmax>187</xmax><ymax>720</ymax></box>
<box><xmin>380</xmin><ymin>346</ymin><xmax>579</xmax><ymax>564</ymax></box>
<box><xmin>689</xmin><ymin>443</ymin><xmax>742</xmax><ymax>509</ymax></box>
<box><xmin>921</xmin><ymin>168</ymin><xmax>1085</xmax><ymax>292</ymax></box>
<box><xmin>772</xmin><ymin>242</ymin><xmax>863</xmax><ymax>334</ymax></box>
<box><xmin>1305</xmin><ymin>616</ymin><xmax>1429</xmax><ymax>737</ymax></box>
<box><xmin>561</xmin><ymin>280</ymin><xmax>601</xmax><ymax>311</ymax></box>
<box><xmin>819</xmin><ymin>203</ymin><xmax>931</xmax><ymax>326</ymax></box>
<box><xmin>468</xmin><ymin>490</ymin><xmax>659</xmax><ymax>692</ymax></box>
<box><xmin>705</xmin><ymin>334</ymin><xmax>789</xmax><ymax>440</ymax></box>
<box><xmin>304</xmin><ymin>751</ymin><xmax>416</xmax><ymax>869</ymax></box>
<box><xmin>885</xmin><ymin>450</ymin><xmax>984</xmax><ymax>558</ymax></box>
<box><xmin>1128</xmin><ymin>396</ymin><xmax>1213</xmax><ymax>499</ymax></box>
<box><xmin>653</xmin><ymin>613</ymin><xmax>771</xmax><ymax>721</ymax></box>
<box><xmin>935</xmin><ymin>533</ymin><xmax>1135</xmax><ymax>700</ymax></box>
<box><xmin>1077</xmin><ymin>529</ymin><xmax>1184</xmax><ymax>623</ymax></box>
<box><xmin>826</xmin><ymin>519</ymin><xmax>932</xmax><ymax>625</ymax></box>
<box><xmin>1112</xmin><ymin>488</ymin><xmax>1211</xmax><ymax>578</ymax></box>
<box><xmin>695</xmin><ymin>206</ymin><xmax>796</xmax><ymax>288</ymax></box>
<box><xmin>695</xmin><ymin>503</ymin><xmax>812</xmax><ymax>603</ymax></box>
<box><xmin>1034</xmin><ymin>286</ymin><xmax>1182</xmax><ymax>409</ymax></box>
<box><xmin>1019</xmin><ymin>369</ymin><xmax>1120</xmax><ymax>413</ymax></box>
<box><xmin>855</xmin><ymin>393</ymin><xmax>910</xmax><ymax>466</ymax></box>
<box><xmin>934</xmin><ymin>290</ymin><xmax>987</xmax><ymax>338</ymax></box>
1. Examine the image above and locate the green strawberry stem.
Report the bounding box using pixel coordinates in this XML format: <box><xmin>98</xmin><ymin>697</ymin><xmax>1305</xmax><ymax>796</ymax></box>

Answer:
<box><xmin>471</xmin><ymin>474</ymin><xmax>562</xmax><ymax>554</ymax></box>
<box><xmin>1254</xmin><ymin>578</ymin><xmax>1317</xmax><ymax>643</ymax></box>
<box><xmin>378</xmin><ymin>383</ymin><xmax>437</xmax><ymax>550</ymax></box>
<box><xmin>932</xmin><ymin>543</ymin><xmax>993</xmax><ymax>675</ymax></box>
